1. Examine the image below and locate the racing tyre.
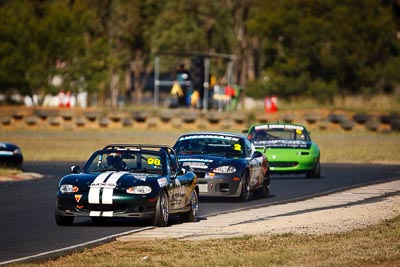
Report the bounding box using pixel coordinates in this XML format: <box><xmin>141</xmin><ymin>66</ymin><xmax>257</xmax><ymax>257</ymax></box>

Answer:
<box><xmin>181</xmin><ymin>189</ymin><xmax>199</xmax><ymax>223</ymax></box>
<box><xmin>154</xmin><ymin>190</ymin><xmax>169</xmax><ymax>227</ymax></box>
<box><xmin>240</xmin><ymin>172</ymin><xmax>251</xmax><ymax>202</ymax></box>
<box><xmin>306</xmin><ymin>161</ymin><xmax>321</xmax><ymax>178</ymax></box>
<box><xmin>55</xmin><ymin>211</ymin><xmax>74</xmax><ymax>226</ymax></box>
<box><xmin>260</xmin><ymin>174</ymin><xmax>270</xmax><ymax>198</ymax></box>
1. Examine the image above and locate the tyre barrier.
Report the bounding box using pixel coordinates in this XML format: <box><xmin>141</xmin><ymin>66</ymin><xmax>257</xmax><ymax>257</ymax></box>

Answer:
<box><xmin>0</xmin><ymin>107</ymin><xmax>399</xmax><ymax>133</ymax></box>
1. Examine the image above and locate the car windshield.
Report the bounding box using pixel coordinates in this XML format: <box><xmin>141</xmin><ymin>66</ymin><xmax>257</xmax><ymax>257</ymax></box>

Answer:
<box><xmin>175</xmin><ymin>135</ymin><xmax>244</xmax><ymax>157</ymax></box>
<box><xmin>250</xmin><ymin>126</ymin><xmax>310</xmax><ymax>141</ymax></box>
<box><xmin>83</xmin><ymin>150</ymin><xmax>163</xmax><ymax>174</ymax></box>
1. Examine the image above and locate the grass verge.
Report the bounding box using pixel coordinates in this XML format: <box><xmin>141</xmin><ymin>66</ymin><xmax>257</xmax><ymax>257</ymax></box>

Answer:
<box><xmin>0</xmin><ymin>128</ymin><xmax>399</xmax><ymax>164</ymax></box>
<box><xmin>17</xmin><ymin>215</ymin><xmax>400</xmax><ymax>267</ymax></box>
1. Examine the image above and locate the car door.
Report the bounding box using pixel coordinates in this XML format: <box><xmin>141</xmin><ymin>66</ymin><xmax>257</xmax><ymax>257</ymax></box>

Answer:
<box><xmin>246</xmin><ymin>139</ymin><xmax>265</xmax><ymax>188</ymax></box>
<box><xmin>163</xmin><ymin>148</ymin><xmax>189</xmax><ymax>211</ymax></box>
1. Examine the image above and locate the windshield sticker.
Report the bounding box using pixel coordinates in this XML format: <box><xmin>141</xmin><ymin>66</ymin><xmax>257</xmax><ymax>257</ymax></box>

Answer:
<box><xmin>179</xmin><ymin>134</ymin><xmax>240</xmax><ymax>142</ymax></box>
<box><xmin>157</xmin><ymin>177</ymin><xmax>168</xmax><ymax>187</ymax></box>
<box><xmin>255</xmin><ymin>124</ymin><xmax>304</xmax><ymax>131</ymax></box>
<box><xmin>233</xmin><ymin>144</ymin><xmax>242</xmax><ymax>151</ymax></box>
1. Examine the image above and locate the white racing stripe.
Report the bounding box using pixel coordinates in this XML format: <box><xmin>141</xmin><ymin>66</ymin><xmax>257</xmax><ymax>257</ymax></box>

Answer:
<box><xmin>102</xmin><ymin>211</ymin><xmax>114</xmax><ymax>217</ymax></box>
<box><xmin>88</xmin><ymin>171</ymin><xmax>112</xmax><ymax>204</ymax></box>
<box><xmin>89</xmin><ymin>211</ymin><xmax>114</xmax><ymax>217</ymax></box>
<box><xmin>102</xmin><ymin>172</ymin><xmax>127</xmax><ymax>204</ymax></box>
<box><xmin>89</xmin><ymin>211</ymin><xmax>101</xmax><ymax>217</ymax></box>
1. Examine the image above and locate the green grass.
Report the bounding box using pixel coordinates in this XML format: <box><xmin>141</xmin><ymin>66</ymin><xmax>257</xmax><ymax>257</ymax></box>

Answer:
<box><xmin>16</xmin><ymin>215</ymin><xmax>400</xmax><ymax>267</ymax></box>
<box><xmin>0</xmin><ymin>128</ymin><xmax>398</xmax><ymax>164</ymax></box>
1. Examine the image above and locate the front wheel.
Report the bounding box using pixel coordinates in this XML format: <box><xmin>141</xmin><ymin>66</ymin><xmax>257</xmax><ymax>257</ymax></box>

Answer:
<box><xmin>55</xmin><ymin>211</ymin><xmax>74</xmax><ymax>226</ymax></box>
<box><xmin>240</xmin><ymin>172</ymin><xmax>251</xmax><ymax>202</ymax></box>
<box><xmin>181</xmin><ymin>189</ymin><xmax>199</xmax><ymax>223</ymax></box>
<box><xmin>260</xmin><ymin>173</ymin><xmax>270</xmax><ymax>198</ymax></box>
<box><xmin>306</xmin><ymin>161</ymin><xmax>321</xmax><ymax>178</ymax></box>
<box><xmin>154</xmin><ymin>190</ymin><xmax>169</xmax><ymax>227</ymax></box>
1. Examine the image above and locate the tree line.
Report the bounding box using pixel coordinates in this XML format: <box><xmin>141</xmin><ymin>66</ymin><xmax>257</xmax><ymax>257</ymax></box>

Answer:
<box><xmin>0</xmin><ymin>0</ymin><xmax>399</xmax><ymax>107</ymax></box>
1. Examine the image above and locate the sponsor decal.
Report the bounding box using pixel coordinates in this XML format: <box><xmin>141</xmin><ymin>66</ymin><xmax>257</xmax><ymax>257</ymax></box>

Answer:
<box><xmin>178</xmin><ymin>158</ymin><xmax>213</xmax><ymax>163</ymax></box>
<box><xmin>254</xmin><ymin>140</ymin><xmax>310</xmax><ymax>149</ymax></box>
<box><xmin>133</xmin><ymin>174</ymin><xmax>147</xmax><ymax>181</ymax></box>
<box><xmin>157</xmin><ymin>177</ymin><xmax>168</xmax><ymax>187</ymax></box>
<box><xmin>75</xmin><ymin>194</ymin><xmax>82</xmax><ymax>203</ymax></box>
<box><xmin>178</xmin><ymin>134</ymin><xmax>240</xmax><ymax>142</ymax></box>
<box><xmin>255</xmin><ymin>124</ymin><xmax>304</xmax><ymax>130</ymax></box>
<box><xmin>90</xmin><ymin>182</ymin><xmax>117</xmax><ymax>189</ymax></box>
<box><xmin>0</xmin><ymin>151</ymin><xmax>13</xmax><ymax>156</ymax></box>
<box><xmin>182</xmin><ymin>161</ymin><xmax>208</xmax><ymax>169</ymax></box>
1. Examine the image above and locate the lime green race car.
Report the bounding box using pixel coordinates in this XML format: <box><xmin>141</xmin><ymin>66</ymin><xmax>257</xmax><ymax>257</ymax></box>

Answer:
<box><xmin>245</xmin><ymin>123</ymin><xmax>321</xmax><ymax>178</ymax></box>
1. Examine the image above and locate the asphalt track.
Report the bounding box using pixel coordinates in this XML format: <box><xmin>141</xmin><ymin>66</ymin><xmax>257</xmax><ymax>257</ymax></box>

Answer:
<box><xmin>0</xmin><ymin>161</ymin><xmax>399</xmax><ymax>265</ymax></box>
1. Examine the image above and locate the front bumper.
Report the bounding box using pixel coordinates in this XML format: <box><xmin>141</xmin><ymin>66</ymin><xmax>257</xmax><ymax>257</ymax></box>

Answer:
<box><xmin>269</xmin><ymin>157</ymin><xmax>319</xmax><ymax>173</ymax></box>
<box><xmin>193</xmin><ymin>171</ymin><xmax>242</xmax><ymax>197</ymax></box>
<box><xmin>55</xmin><ymin>193</ymin><xmax>157</xmax><ymax>219</ymax></box>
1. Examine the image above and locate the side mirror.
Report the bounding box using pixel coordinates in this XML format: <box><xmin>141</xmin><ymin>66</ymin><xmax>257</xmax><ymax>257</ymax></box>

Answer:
<box><xmin>70</xmin><ymin>165</ymin><xmax>80</xmax><ymax>173</ymax></box>
<box><xmin>252</xmin><ymin>151</ymin><xmax>263</xmax><ymax>159</ymax></box>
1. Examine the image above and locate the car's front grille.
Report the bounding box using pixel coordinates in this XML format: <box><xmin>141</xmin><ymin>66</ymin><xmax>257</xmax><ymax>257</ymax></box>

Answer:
<box><xmin>194</xmin><ymin>171</ymin><xmax>206</xmax><ymax>179</ymax></box>
<box><xmin>269</xmin><ymin>162</ymin><xmax>298</xmax><ymax>168</ymax></box>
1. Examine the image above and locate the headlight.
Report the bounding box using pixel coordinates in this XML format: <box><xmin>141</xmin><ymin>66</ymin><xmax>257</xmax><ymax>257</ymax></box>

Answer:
<box><xmin>13</xmin><ymin>148</ymin><xmax>21</xmax><ymax>155</ymax></box>
<box><xmin>60</xmin><ymin>184</ymin><xmax>79</xmax><ymax>193</ymax></box>
<box><xmin>126</xmin><ymin>186</ymin><xmax>152</xmax><ymax>194</ymax></box>
<box><xmin>213</xmin><ymin>166</ymin><xmax>236</xmax><ymax>174</ymax></box>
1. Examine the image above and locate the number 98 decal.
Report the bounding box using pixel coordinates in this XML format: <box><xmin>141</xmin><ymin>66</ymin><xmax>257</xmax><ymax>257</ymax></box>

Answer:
<box><xmin>147</xmin><ymin>158</ymin><xmax>161</xmax><ymax>166</ymax></box>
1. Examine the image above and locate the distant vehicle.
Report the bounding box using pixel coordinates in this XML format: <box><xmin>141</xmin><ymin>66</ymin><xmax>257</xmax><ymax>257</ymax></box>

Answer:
<box><xmin>0</xmin><ymin>142</ymin><xmax>23</xmax><ymax>169</ymax></box>
<box><xmin>245</xmin><ymin>123</ymin><xmax>321</xmax><ymax>178</ymax></box>
<box><xmin>55</xmin><ymin>144</ymin><xmax>198</xmax><ymax>227</ymax></box>
<box><xmin>173</xmin><ymin>132</ymin><xmax>270</xmax><ymax>201</ymax></box>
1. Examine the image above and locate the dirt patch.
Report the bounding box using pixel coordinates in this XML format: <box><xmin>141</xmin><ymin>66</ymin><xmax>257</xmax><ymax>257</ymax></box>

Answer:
<box><xmin>0</xmin><ymin>172</ymin><xmax>44</xmax><ymax>182</ymax></box>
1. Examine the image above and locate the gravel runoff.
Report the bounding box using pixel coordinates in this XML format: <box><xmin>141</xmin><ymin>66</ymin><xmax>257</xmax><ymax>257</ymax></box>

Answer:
<box><xmin>118</xmin><ymin>179</ymin><xmax>400</xmax><ymax>241</ymax></box>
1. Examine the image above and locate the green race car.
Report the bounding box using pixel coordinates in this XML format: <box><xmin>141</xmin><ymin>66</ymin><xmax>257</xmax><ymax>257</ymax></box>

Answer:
<box><xmin>246</xmin><ymin>123</ymin><xmax>321</xmax><ymax>178</ymax></box>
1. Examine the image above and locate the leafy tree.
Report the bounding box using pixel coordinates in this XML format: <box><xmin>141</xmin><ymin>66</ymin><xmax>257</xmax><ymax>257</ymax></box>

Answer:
<box><xmin>247</xmin><ymin>0</ymin><xmax>400</xmax><ymax>102</ymax></box>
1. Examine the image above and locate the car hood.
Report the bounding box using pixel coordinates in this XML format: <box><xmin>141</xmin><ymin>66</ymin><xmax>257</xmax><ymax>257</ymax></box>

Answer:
<box><xmin>178</xmin><ymin>154</ymin><xmax>239</xmax><ymax>170</ymax></box>
<box><xmin>59</xmin><ymin>171</ymin><xmax>162</xmax><ymax>191</ymax></box>
<box><xmin>0</xmin><ymin>142</ymin><xmax>20</xmax><ymax>151</ymax></box>
<box><xmin>252</xmin><ymin>140</ymin><xmax>312</xmax><ymax>149</ymax></box>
